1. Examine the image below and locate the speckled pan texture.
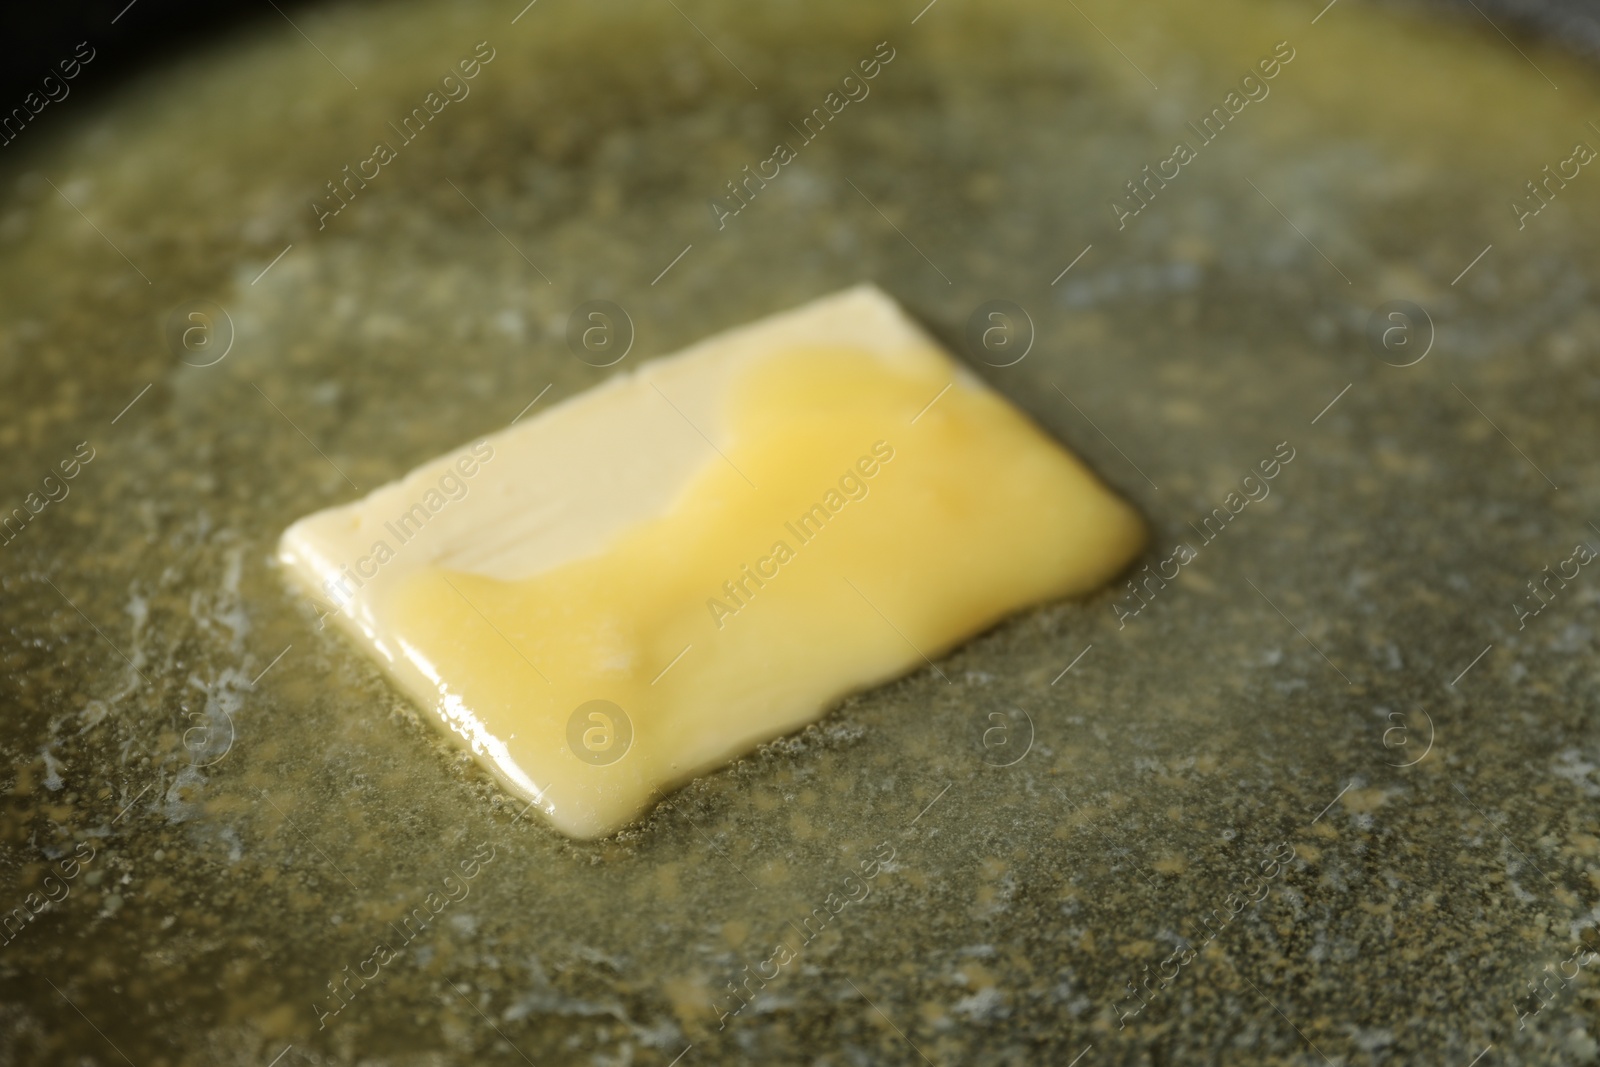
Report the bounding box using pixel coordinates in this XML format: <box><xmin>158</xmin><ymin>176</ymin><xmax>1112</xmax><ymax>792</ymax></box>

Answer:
<box><xmin>1</xmin><ymin>0</ymin><xmax>1599</xmax><ymax>1064</ymax></box>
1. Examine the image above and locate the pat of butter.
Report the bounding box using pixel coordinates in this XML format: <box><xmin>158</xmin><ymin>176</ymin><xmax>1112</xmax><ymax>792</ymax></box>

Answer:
<box><xmin>278</xmin><ymin>285</ymin><xmax>1145</xmax><ymax>837</ymax></box>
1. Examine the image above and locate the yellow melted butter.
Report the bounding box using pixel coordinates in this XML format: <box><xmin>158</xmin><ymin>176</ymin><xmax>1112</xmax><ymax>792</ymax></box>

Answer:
<box><xmin>382</xmin><ymin>347</ymin><xmax>1145</xmax><ymax>837</ymax></box>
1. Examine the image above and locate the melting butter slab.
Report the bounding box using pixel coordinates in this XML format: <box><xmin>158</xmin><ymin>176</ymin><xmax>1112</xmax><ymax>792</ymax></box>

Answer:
<box><xmin>278</xmin><ymin>285</ymin><xmax>1146</xmax><ymax>837</ymax></box>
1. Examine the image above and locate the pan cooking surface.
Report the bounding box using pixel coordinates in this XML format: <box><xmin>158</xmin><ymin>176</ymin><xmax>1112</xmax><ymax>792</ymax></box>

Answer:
<box><xmin>2</xmin><ymin>0</ymin><xmax>1598</xmax><ymax>1063</ymax></box>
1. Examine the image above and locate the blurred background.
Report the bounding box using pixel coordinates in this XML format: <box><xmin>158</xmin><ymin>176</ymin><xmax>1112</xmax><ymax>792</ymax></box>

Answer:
<box><xmin>0</xmin><ymin>2</ymin><xmax>326</xmax><ymax>117</ymax></box>
<box><xmin>4</xmin><ymin>0</ymin><xmax>1598</xmax><ymax>117</ymax></box>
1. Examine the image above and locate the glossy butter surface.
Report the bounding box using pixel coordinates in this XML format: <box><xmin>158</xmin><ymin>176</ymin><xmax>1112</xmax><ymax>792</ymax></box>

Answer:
<box><xmin>279</xmin><ymin>286</ymin><xmax>1145</xmax><ymax>837</ymax></box>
